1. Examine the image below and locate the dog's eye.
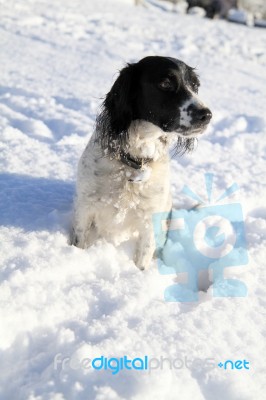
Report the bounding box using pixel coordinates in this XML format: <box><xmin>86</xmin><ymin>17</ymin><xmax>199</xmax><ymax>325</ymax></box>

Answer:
<box><xmin>158</xmin><ymin>78</ymin><xmax>173</xmax><ymax>91</ymax></box>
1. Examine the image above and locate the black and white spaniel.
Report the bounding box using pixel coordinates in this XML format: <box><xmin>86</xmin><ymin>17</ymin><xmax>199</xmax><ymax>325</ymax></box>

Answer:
<box><xmin>71</xmin><ymin>56</ymin><xmax>212</xmax><ymax>270</ymax></box>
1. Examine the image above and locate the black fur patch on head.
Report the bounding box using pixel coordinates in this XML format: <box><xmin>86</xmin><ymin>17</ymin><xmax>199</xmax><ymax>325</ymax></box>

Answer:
<box><xmin>95</xmin><ymin>56</ymin><xmax>211</xmax><ymax>158</ymax></box>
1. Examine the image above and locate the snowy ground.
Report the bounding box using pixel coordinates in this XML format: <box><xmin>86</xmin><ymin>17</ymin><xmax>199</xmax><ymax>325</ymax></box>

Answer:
<box><xmin>0</xmin><ymin>0</ymin><xmax>266</xmax><ymax>399</ymax></box>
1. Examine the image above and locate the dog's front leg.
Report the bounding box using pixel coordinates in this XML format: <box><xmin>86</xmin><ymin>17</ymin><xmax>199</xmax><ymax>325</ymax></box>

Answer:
<box><xmin>70</xmin><ymin>199</ymin><xmax>96</xmax><ymax>249</ymax></box>
<box><xmin>134</xmin><ymin>224</ymin><xmax>155</xmax><ymax>271</ymax></box>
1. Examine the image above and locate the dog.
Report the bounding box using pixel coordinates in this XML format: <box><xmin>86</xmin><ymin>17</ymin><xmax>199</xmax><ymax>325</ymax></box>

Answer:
<box><xmin>71</xmin><ymin>56</ymin><xmax>212</xmax><ymax>270</ymax></box>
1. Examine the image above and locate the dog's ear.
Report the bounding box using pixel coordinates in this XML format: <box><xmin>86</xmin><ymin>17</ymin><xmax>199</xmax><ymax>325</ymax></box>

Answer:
<box><xmin>96</xmin><ymin>63</ymin><xmax>137</xmax><ymax>155</ymax></box>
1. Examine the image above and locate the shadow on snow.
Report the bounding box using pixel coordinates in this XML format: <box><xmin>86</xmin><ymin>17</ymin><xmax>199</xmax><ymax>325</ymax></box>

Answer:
<box><xmin>0</xmin><ymin>173</ymin><xmax>75</xmax><ymax>232</ymax></box>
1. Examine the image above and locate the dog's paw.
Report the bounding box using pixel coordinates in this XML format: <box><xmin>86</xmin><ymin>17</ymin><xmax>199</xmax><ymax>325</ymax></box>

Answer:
<box><xmin>134</xmin><ymin>246</ymin><xmax>153</xmax><ymax>271</ymax></box>
<box><xmin>134</xmin><ymin>256</ymin><xmax>150</xmax><ymax>271</ymax></box>
<box><xmin>69</xmin><ymin>229</ymin><xmax>85</xmax><ymax>248</ymax></box>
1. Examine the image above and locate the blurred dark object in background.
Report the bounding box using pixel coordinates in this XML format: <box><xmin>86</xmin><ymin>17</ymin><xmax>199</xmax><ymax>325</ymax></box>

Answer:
<box><xmin>186</xmin><ymin>0</ymin><xmax>237</xmax><ymax>19</ymax></box>
<box><xmin>159</xmin><ymin>0</ymin><xmax>266</xmax><ymax>25</ymax></box>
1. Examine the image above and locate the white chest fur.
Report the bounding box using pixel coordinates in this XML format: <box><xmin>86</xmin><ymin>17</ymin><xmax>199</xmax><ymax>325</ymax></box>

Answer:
<box><xmin>72</xmin><ymin>121</ymin><xmax>174</xmax><ymax>265</ymax></box>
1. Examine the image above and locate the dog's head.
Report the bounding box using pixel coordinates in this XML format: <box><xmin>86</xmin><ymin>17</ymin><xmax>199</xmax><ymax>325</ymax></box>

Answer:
<box><xmin>96</xmin><ymin>56</ymin><xmax>212</xmax><ymax>155</ymax></box>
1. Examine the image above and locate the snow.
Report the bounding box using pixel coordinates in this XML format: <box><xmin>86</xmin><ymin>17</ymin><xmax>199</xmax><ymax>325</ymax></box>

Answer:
<box><xmin>0</xmin><ymin>0</ymin><xmax>266</xmax><ymax>399</ymax></box>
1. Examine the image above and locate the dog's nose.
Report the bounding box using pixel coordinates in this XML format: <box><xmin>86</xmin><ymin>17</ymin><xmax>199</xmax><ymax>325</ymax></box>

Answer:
<box><xmin>195</xmin><ymin>107</ymin><xmax>212</xmax><ymax>123</ymax></box>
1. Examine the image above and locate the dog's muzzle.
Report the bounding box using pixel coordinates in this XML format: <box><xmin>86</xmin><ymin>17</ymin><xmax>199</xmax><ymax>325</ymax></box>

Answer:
<box><xmin>190</xmin><ymin>105</ymin><xmax>212</xmax><ymax>126</ymax></box>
